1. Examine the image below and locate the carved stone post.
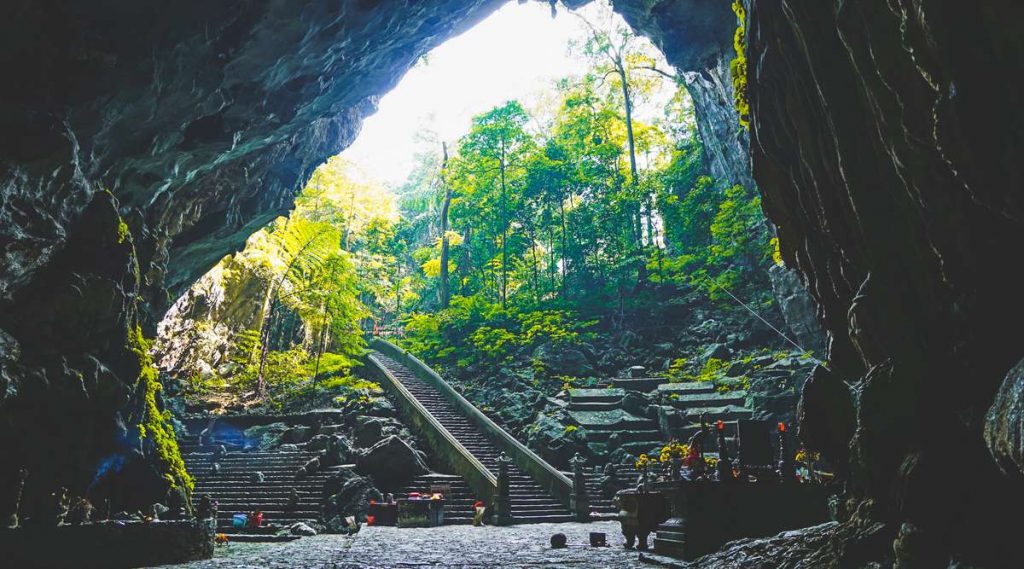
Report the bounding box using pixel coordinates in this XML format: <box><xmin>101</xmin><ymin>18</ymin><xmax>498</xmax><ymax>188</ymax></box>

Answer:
<box><xmin>716</xmin><ymin>420</ymin><xmax>734</xmax><ymax>482</ymax></box>
<box><xmin>570</xmin><ymin>453</ymin><xmax>590</xmax><ymax>522</ymax></box>
<box><xmin>777</xmin><ymin>422</ymin><xmax>795</xmax><ymax>482</ymax></box>
<box><xmin>495</xmin><ymin>452</ymin><xmax>513</xmax><ymax>525</ymax></box>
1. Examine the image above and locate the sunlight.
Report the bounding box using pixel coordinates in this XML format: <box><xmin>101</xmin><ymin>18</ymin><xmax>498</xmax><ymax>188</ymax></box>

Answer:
<box><xmin>341</xmin><ymin>0</ymin><xmax>675</xmax><ymax>186</ymax></box>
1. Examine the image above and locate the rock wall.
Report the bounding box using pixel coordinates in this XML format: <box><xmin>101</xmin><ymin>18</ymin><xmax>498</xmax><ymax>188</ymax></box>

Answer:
<box><xmin>748</xmin><ymin>0</ymin><xmax>1024</xmax><ymax>564</ymax></box>
<box><xmin>1</xmin><ymin>0</ymin><xmax>503</xmax><ymax>521</ymax></box>
<box><xmin>4</xmin><ymin>0</ymin><xmax>1021</xmax><ymax>564</ymax></box>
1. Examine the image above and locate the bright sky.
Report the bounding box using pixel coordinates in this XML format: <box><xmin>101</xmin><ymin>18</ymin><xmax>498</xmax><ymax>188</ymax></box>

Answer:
<box><xmin>340</xmin><ymin>1</ymin><xmax>675</xmax><ymax>187</ymax></box>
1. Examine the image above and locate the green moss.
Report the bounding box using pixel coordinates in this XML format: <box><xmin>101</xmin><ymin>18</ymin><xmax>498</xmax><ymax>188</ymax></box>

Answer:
<box><xmin>117</xmin><ymin>219</ymin><xmax>130</xmax><ymax>244</ymax></box>
<box><xmin>730</xmin><ymin>0</ymin><xmax>750</xmax><ymax>129</ymax></box>
<box><xmin>128</xmin><ymin>326</ymin><xmax>194</xmax><ymax>494</ymax></box>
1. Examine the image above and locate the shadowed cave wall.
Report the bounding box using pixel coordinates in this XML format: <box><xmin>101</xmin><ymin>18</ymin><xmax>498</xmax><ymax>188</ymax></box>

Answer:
<box><xmin>1</xmin><ymin>0</ymin><xmax>1023</xmax><ymax>564</ymax></box>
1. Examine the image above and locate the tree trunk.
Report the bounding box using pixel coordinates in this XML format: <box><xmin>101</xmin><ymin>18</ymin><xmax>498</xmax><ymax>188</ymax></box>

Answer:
<box><xmin>618</xmin><ymin>61</ymin><xmax>647</xmax><ymax>289</ymax></box>
<box><xmin>438</xmin><ymin>142</ymin><xmax>452</xmax><ymax>308</ymax></box>
<box><xmin>499</xmin><ymin>140</ymin><xmax>508</xmax><ymax>308</ymax></box>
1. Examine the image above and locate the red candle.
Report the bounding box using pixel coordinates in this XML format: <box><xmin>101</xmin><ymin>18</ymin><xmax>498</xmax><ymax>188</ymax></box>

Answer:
<box><xmin>778</xmin><ymin>422</ymin><xmax>786</xmax><ymax>433</ymax></box>
<box><xmin>716</xmin><ymin>420</ymin><xmax>725</xmax><ymax>431</ymax></box>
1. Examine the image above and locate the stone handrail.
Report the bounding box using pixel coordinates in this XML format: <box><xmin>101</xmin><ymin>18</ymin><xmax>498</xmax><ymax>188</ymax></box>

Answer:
<box><xmin>364</xmin><ymin>352</ymin><xmax>497</xmax><ymax>505</ymax></box>
<box><xmin>369</xmin><ymin>338</ymin><xmax>574</xmax><ymax>511</ymax></box>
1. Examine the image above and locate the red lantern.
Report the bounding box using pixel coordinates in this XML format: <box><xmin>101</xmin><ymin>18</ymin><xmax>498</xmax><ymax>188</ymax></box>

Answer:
<box><xmin>778</xmin><ymin>422</ymin><xmax>786</xmax><ymax>433</ymax></box>
<box><xmin>716</xmin><ymin>420</ymin><xmax>725</xmax><ymax>431</ymax></box>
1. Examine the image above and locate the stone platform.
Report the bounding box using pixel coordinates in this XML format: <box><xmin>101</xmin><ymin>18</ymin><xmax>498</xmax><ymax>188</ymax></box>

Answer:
<box><xmin>0</xmin><ymin>519</ymin><xmax>214</xmax><ymax>568</ymax></box>
<box><xmin>165</xmin><ymin>521</ymin><xmax>646</xmax><ymax>568</ymax></box>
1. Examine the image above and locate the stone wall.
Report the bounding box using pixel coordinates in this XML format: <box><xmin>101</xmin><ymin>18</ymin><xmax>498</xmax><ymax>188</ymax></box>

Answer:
<box><xmin>0</xmin><ymin>519</ymin><xmax>214</xmax><ymax>568</ymax></box>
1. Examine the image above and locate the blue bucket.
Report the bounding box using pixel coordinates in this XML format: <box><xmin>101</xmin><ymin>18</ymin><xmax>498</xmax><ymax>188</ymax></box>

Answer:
<box><xmin>232</xmin><ymin>513</ymin><xmax>247</xmax><ymax>528</ymax></box>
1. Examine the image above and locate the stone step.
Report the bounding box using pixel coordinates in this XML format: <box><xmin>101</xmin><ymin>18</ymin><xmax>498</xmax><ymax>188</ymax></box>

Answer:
<box><xmin>568</xmin><ymin>409</ymin><xmax>657</xmax><ymax>430</ymax></box>
<box><xmin>371</xmin><ymin>351</ymin><xmax>573</xmax><ymax>523</ymax></box>
<box><xmin>657</xmin><ymin>381</ymin><xmax>717</xmax><ymax>396</ymax></box>
<box><xmin>680</xmin><ymin>405</ymin><xmax>753</xmax><ymax>421</ymax></box>
<box><xmin>567</xmin><ymin>401</ymin><xmax>622</xmax><ymax>411</ymax></box>
<box><xmin>568</xmin><ymin>388</ymin><xmax>625</xmax><ymax>403</ymax></box>
<box><xmin>611</xmin><ymin>377</ymin><xmax>668</xmax><ymax>392</ymax></box>
<box><xmin>667</xmin><ymin>391</ymin><xmax>748</xmax><ymax>410</ymax></box>
<box><xmin>585</xmin><ymin>429</ymin><xmax>662</xmax><ymax>443</ymax></box>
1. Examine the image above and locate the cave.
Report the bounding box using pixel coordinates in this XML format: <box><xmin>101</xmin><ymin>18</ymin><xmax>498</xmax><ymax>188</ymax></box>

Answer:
<box><xmin>1</xmin><ymin>0</ymin><xmax>1022</xmax><ymax>566</ymax></box>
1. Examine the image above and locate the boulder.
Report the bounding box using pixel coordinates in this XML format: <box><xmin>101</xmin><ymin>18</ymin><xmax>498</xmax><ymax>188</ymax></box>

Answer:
<box><xmin>654</xmin><ymin>342</ymin><xmax>675</xmax><ymax>355</ymax></box>
<box><xmin>726</xmin><ymin>360</ymin><xmax>750</xmax><ymax>377</ymax></box>
<box><xmin>525</xmin><ymin>413</ymin><xmax>587</xmax><ymax>469</ymax></box>
<box><xmin>323</xmin><ymin>469</ymin><xmax>382</xmax><ymax>527</ymax></box>
<box><xmin>703</xmin><ymin>343</ymin><xmax>732</xmax><ymax>362</ymax></box>
<box><xmin>322</xmin><ymin>435</ymin><xmax>354</xmax><ymax>467</ymax></box>
<box><xmin>281</xmin><ymin>426</ymin><xmax>313</xmax><ymax>444</ymax></box>
<box><xmin>986</xmin><ymin>357</ymin><xmax>1024</xmax><ymax>478</ymax></box>
<box><xmin>797</xmin><ymin>366</ymin><xmax>855</xmax><ymax>471</ymax></box>
<box><xmin>289</xmin><ymin>522</ymin><xmax>317</xmax><ymax>536</ymax></box>
<box><xmin>352</xmin><ymin>416</ymin><xmax>402</xmax><ymax>448</ymax></box>
<box><xmin>621</xmin><ymin>392</ymin><xmax>651</xmax><ymax>418</ymax></box>
<box><xmin>306</xmin><ymin>434</ymin><xmax>332</xmax><ymax>452</ymax></box>
<box><xmin>355</xmin><ymin>436</ymin><xmax>427</xmax><ymax>486</ymax></box>
<box><xmin>364</xmin><ymin>398</ymin><xmax>396</xmax><ymax>418</ymax></box>
<box><xmin>532</xmin><ymin>343</ymin><xmax>594</xmax><ymax>377</ymax></box>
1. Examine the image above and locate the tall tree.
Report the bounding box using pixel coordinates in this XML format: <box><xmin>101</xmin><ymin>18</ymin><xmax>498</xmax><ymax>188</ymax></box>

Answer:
<box><xmin>438</xmin><ymin>142</ymin><xmax>453</xmax><ymax>308</ymax></box>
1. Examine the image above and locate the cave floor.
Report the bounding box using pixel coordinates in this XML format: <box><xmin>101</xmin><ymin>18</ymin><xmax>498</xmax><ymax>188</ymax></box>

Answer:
<box><xmin>164</xmin><ymin>521</ymin><xmax>652</xmax><ymax>568</ymax></box>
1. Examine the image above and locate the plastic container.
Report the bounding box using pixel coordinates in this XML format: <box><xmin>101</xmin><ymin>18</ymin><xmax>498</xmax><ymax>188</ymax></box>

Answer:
<box><xmin>232</xmin><ymin>513</ymin><xmax>247</xmax><ymax>528</ymax></box>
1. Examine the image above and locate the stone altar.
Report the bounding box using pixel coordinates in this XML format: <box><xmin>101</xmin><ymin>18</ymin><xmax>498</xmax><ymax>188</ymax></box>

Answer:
<box><xmin>651</xmin><ymin>480</ymin><xmax>831</xmax><ymax>560</ymax></box>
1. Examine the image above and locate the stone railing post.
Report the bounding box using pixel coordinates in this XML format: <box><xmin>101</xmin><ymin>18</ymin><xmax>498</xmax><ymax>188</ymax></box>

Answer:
<box><xmin>777</xmin><ymin>422</ymin><xmax>795</xmax><ymax>482</ymax></box>
<box><xmin>495</xmin><ymin>452</ymin><xmax>513</xmax><ymax>525</ymax></box>
<box><xmin>570</xmin><ymin>453</ymin><xmax>590</xmax><ymax>522</ymax></box>
<box><xmin>716</xmin><ymin>419</ymin><xmax>734</xmax><ymax>482</ymax></box>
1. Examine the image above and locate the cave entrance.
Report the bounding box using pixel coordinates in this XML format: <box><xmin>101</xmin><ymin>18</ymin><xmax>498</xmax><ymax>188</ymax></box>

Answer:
<box><xmin>155</xmin><ymin>0</ymin><xmax>796</xmax><ymax>427</ymax></box>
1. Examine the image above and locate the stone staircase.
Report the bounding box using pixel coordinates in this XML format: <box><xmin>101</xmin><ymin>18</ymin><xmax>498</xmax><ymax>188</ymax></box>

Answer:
<box><xmin>395</xmin><ymin>473</ymin><xmax>477</xmax><ymax>525</ymax></box>
<box><xmin>372</xmin><ymin>352</ymin><xmax>575</xmax><ymax>524</ymax></box>
<box><xmin>181</xmin><ymin>436</ymin><xmax>332</xmax><ymax>532</ymax></box>
<box><xmin>568</xmin><ymin>376</ymin><xmax>754</xmax><ymax>515</ymax></box>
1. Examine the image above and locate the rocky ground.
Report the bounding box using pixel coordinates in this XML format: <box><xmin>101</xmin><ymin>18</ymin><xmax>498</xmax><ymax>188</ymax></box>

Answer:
<box><xmin>165</xmin><ymin>521</ymin><xmax>647</xmax><ymax>568</ymax></box>
<box><xmin>433</xmin><ymin>295</ymin><xmax>821</xmax><ymax>470</ymax></box>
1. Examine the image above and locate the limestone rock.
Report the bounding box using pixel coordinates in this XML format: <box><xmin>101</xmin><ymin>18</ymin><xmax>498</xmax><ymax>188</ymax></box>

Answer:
<box><xmin>986</xmin><ymin>357</ymin><xmax>1024</xmax><ymax>478</ymax></box>
<box><xmin>768</xmin><ymin>265</ymin><xmax>826</xmax><ymax>356</ymax></box>
<box><xmin>355</xmin><ymin>436</ymin><xmax>427</xmax><ymax>486</ymax></box>
<box><xmin>324</xmin><ymin>469</ymin><xmax>381</xmax><ymax>528</ymax></box>
<box><xmin>797</xmin><ymin>366</ymin><xmax>855</xmax><ymax>473</ymax></box>
<box><xmin>703</xmin><ymin>343</ymin><xmax>731</xmax><ymax>362</ymax></box>
<box><xmin>243</xmin><ymin>423</ymin><xmax>289</xmax><ymax>451</ymax></box>
<box><xmin>353</xmin><ymin>416</ymin><xmax>403</xmax><ymax>448</ymax></box>
<box><xmin>289</xmin><ymin>522</ymin><xmax>317</xmax><ymax>536</ymax></box>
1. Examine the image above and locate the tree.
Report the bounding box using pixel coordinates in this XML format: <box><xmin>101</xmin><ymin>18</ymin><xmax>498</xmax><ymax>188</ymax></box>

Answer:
<box><xmin>449</xmin><ymin>101</ymin><xmax>535</xmax><ymax>307</ymax></box>
<box><xmin>573</xmin><ymin>2</ymin><xmax>675</xmax><ymax>288</ymax></box>
<box><xmin>253</xmin><ymin>217</ymin><xmax>341</xmax><ymax>397</ymax></box>
<box><xmin>438</xmin><ymin>142</ymin><xmax>453</xmax><ymax>308</ymax></box>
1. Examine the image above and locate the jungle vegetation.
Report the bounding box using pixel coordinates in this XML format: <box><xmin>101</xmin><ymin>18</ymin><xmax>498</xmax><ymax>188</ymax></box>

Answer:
<box><xmin>164</xmin><ymin>10</ymin><xmax>775</xmax><ymax>409</ymax></box>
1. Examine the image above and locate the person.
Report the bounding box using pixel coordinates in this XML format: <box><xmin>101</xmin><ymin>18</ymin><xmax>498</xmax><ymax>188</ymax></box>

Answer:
<box><xmin>472</xmin><ymin>500</ymin><xmax>487</xmax><ymax>526</ymax></box>
<box><xmin>247</xmin><ymin>510</ymin><xmax>263</xmax><ymax>529</ymax></box>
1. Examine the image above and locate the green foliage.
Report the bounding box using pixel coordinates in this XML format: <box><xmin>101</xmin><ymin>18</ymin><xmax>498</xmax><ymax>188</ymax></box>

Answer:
<box><xmin>693</xmin><ymin>357</ymin><xmax>728</xmax><ymax>382</ymax></box>
<box><xmin>401</xmin><ymin>294</ymin><xmax>594</xmax><ymax>372</ymax></box>
<box><xmin>730</xmin><ymin>0</ymin><xmax>750</xmax><ymax>129</ymax></box>
<box><xmin>665</xmin><ymin>357</ymin><xmax>689</xmax><ymax>382</ymax></box>
<box><xmin>128</xmin><ymin>326</ymin><xmax>194</xmax><ymax>493</ymax></box>
<box><xmin>117</xmin><ymin>219</ymin><xmax>130</xmax><ymax>244</ymax></box>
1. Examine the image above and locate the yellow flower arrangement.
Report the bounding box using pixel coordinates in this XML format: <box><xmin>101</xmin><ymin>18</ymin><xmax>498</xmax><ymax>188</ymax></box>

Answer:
<box><xmin>659</xmin><ymin>441</ymin><xmax>690</xmax><ymax>463</ymax></box>
<box><xmin>795</xmin><ymin>449</ymin><xmax>821</xmax><ymax>462</ymax></box>
<box><xmin>635</xmin><ymin>454</ymin><xmax>652</xmax><ymax>470</ymax></box>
